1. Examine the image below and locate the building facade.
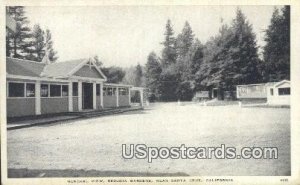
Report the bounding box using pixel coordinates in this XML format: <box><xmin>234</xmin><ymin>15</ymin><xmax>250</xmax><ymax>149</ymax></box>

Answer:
<box><xmin>236</xmin><ymin>80</ymin><xmax>290</xmax><ymax>105</ymax></box>
<box><xmin>6</xmin><ymin>57</ymin><xmax>142</xmax><ymax>118</ymax></box>
<box><xmin>266</xmin><ymin>80</ymin><xmax>290</xmax><ymax>105</ymax></box>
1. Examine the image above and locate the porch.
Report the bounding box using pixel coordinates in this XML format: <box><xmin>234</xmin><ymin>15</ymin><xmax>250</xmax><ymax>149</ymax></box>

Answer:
<box><xmin>7</xmin><ymin>78</ymin><xmax>145</xmax><ymax>118</ymax></box>
<box><xmin>7</xmin><ymin>106</ymin><xmax>143</xmax><ymax>130</ymax></box>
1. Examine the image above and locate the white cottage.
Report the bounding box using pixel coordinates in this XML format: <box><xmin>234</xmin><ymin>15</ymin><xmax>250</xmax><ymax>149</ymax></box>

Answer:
<box><xmin>266</xmin><ymin>80</ymin><xmax>290</xmax><ymax>105</ymax></box>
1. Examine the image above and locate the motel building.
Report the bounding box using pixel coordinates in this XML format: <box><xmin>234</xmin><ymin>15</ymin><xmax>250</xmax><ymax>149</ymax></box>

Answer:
<box><xmin>6</xmin><ymin>57</ymin><xmax>144</xmax><ymax>118</ymax></box>
<box><xmin>236</xmin><ymin>80</ymin><xmax>290</xmax><ymax>106</ymax></box>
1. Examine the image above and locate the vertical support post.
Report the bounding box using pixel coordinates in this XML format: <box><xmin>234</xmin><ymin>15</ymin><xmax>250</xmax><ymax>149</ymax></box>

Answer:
<box><xmin>68</xmin><ymin>81</ymin><xmax>73</xmax><ymax>112</ymax></box>
<box><xmin>116</xmin><ymin>87</ymin><xmax>119</xmax><ymax>107</ymax></box>
<box><xmin>35</xmin><ymin>81</ymin><xmax>41</xmax><ymax>115</ymax></box>
<box><xmin>78</xmin><ymin>81</ymin><xmax>82</xmax><ymax>111</ymax></box>
<box><xmin>100</xmin><ymin>83</ymin><xmax>104</xmax><ymax>108</ymax></box>
<box><xmin>93</xmin><ymin>82</ymin><xmax>96</xmax><ymax>109</ymax></box>
<box><xmin>128</xmin><ymin>88</ymin><xmax>131</xmax><ymax>106</ymax></box>
<box><xmin>140</xmin><ymin>89</ymin><xmax>144</xmax><ymax>107</ymax></box>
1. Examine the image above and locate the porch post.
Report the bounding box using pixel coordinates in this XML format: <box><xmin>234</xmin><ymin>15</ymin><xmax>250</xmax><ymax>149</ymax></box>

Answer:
<box><xmin>35</xmin><ymin>81</ymin><xmax>41</xmax><ymax>115</ymax></box>
<box><xmin>100</xmin><ymin>82</ymin><xmax>104</xmax><ymax>108</ymax></box>
<box><xmin>116</xmin><ymin>87</ymin><xmax>119</xmax><ymax>107</ymax></box>
<box><xmin>68</xmin><ymin>82</ymin><xmax>73</xmax><ymax>112</ymax></box>
<box><xmin>128</xmin><ymin>88</ymin><xmax>131</xmax><ymax>106</ymax></box>
<box><xmin>140</xmin><ymin>89</ymin><xmax>144</xmax><ymax>107</ymax></box>
<box><xmin>93</xmin><ymin>82</ymin><xmax>96</xmax><ymax>109</ymax></box>
<box><xmin>78</xmin><ymin>81</ymin><xmax>82</xmax><ymax>111</ymax></box>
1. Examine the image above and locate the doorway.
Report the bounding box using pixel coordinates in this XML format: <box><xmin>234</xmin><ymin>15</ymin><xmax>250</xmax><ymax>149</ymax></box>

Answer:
<box><xmin>212</xmin><ymin>88</ymin><xmax>218</xmax><ymax>99</ymax></box>
<box><xmin>82</xmin><ymin>82</ymin><xmax>93</xmax><ymax>109</ymax></box>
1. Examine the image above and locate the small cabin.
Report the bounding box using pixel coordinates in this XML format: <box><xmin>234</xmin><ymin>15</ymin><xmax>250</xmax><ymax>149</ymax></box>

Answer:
<box><xmin>266</xmin><ymin>80</ymin><xmax>290</xmax><ymax>105</ymax></box>
<box><xmin>236</xmin><ymin>80</ymin><xmax>290</xmax><ymax>105</ymax></box>
<box><xmin>193</xmin><ymin>91</ymin><xmax>210</xmax><ymax>101</ymax></box>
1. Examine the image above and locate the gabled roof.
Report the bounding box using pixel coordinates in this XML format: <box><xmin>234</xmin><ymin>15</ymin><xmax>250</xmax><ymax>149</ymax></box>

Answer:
<box><xmin>275</xmin><ymin>80</ymin><xmax>290</xmax><ymax>87</ymax></box>
<box><xmin>6</xmin><ymin>57</ymin><xmax>107</xmax><ymax>80</ymax></box>
<box><xmin>7</xmin><ymin>57</ymin><xmax>46</xmax><ymax>77</ymax></box>
<box><xmin>41</xmin><ymin>58</ymin><xmax>86</xmax><ymax>77</ymax></box>
<box><xmin>66</xmin><ymin>58</ymin><xmax>107</xmax><ymax>80</ymax></box>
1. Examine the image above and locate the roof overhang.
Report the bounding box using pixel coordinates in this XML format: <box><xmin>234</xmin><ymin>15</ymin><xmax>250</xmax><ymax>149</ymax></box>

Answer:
<box><xmin>104</xmin><ymin>83</ymin><xmax>133</xmax><ymax>88</ymax></box>
<box><xmin>67</xmin><ymin>58</ymin><xmax>107</xmax><ymax>81</ymax></box>
<box><xmin>68</xmin><ymin>76</ymin><xmax>106</xmax><ymax>83</ymax></box>
<box><xmin>7</xmin><ymin>74</ymin><xmax>70</xmax><ymax>83</ymax></box>
<box><xmin>275</xmin><ymin>80</ymin><xmax>290</xmax><ymax>87</ymax></box>
<box><xmin>131</xmin><ymin>86</ymin><xmax>148</xmax><ymax>91</ymax></box>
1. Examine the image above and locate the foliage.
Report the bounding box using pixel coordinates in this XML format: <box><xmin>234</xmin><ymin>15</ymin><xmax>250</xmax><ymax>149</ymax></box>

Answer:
<box><xmin>161</xmin><ymin>19</ymin><xmax>177</xmax><ymax>67</ymax></box>
<box><xmin>102</xmin><ymin>66</ymin><xmax>125</xmax><ymax>83</ymax></box>
<box><xmin>263</xmin><ymin>6</ymin><xmax>290</xmax><ymax>81</ymax></box>
<box><xmin>6</xmin><ymin>6</ymin><xmax>32</xmax><ymax>58</ymax></box>
<box><xmin>6</xmin><ymin>6</ymin><xmax>58</xmax><ymax>62</ymax></box>
<box><xmin>145</xmin><ymin>52</ymin><xmax>162</xmax><ymax>101</ymax></box>
<box><xmin>144</xmin><ymin>8</ymin><xmax>279</xmax><ymax>101</ymax></box>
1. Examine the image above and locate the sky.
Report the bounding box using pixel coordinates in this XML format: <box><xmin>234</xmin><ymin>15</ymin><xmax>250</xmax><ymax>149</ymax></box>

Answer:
<box><xmin>25</xmin><ymin>5</ymin><xmax>281</xmax><ymax>67</ymax></box>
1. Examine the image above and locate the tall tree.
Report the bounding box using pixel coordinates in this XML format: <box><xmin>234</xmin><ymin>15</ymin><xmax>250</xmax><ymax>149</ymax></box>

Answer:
<box><xmin>263</xmin><ymin>6</ymin><xmax>290</xmax><ymax>81</ymax></box>
<box><xmin>26</xmin><ymin>24</ymin><xmax>45</xmax><ymax>62</ymax></box>
<box><xmin>6</xmin><ymin>6</ymin><xmax>32</xmax><ymax>58</ymax></box>
<box><xmin>174</xmin><ymin>21</ymin><xmax>195</xmax><ymax>100</ymax></box>
<box><xmin>205</xmin><ymin>9</ymin><xmax>260</xmax><ymax>90</ymax></box>
<box><xmin>190</xmin><ymin>40</ymin><xmax>205</xmax><ymax>91</ymax></box>
<box><xmin>161</xmin><ymin>19</ymin><xmax>177</xmax><ymax>67</ymax></box>
<box><xmin>225</xmin><ymin>8</ymin><xmax>260</xmax><ymax>86</ymax></box>
<box><xmin>175</xmin><ymin>40</ymin><xmax>203</xmax><ymax>100</ymax></box>
<box><xmin>134</xmin><ymin>64</ymin><xmax>143</xmax><ymax>87</ymax></box>
<box><xmin>145</xmin><ymin>52</ymin><xmax>162</xmax><ymax>101</ymax></box>
<box><xmin>176</xmin><ymin>21</ymin><xmax>194</xmax><ymax>59</ymax></box>
<box><xmin>159</xmin><ymin>63</ymin><xmax>179</xmax><ymax>101</ymax></box>
<box><xmin>45</xmin><ymin>29</ymin><xmax>58</xmax><ymax>62</ymax></box>
<box><xmin>102</xmin><ymin>66</ymin><xmax>125</xmax><ymax>83</ymax></box>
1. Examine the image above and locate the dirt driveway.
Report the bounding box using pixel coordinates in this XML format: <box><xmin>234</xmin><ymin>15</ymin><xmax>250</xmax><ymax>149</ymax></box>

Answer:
<box><xmin>7</xmin><ymin>103</ymin><xmax>290</xmax><ymax>177</ymax></box>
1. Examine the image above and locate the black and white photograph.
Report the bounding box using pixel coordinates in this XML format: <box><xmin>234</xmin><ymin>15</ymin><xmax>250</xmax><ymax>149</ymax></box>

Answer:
<box><xmin>1</xmin><ymin>1</ymin><xmax>299</xmax><ymax>185</ymax></box>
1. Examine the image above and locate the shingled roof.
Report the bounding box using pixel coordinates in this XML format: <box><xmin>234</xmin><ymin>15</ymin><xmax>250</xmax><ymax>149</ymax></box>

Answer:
<box><xmin>7</xmin><ymin>57</ymin><xmax>46</xmax><ymax>77</ymax></box>
<box><xmin>41</xmin><ymin>58</ymin><xmax>86</xmax><ymax>77</ymax></box>
<box><xmin>6</xmin><ymin>57</ymin><xmax>106</xmax><ymax>80</ymax></box>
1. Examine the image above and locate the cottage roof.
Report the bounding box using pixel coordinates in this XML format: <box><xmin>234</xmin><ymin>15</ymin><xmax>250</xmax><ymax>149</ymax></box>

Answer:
<box><xmin>41</xmin><ymin>58</ymin><xmax>85</xmax><ymax>77</ymax></box>
<box><xmin>6</xmin><ymin>57</ymin><xmax>106</xmax><ymax>80</ymax></box>
<box><xmin>6</xmin><ymin>57</ymin><xmax>46</xmax><ymax>77</ymax></box>
<box><xmin>274</xmin><ymin>80</ymin><xmax>290</xmax><ymax>87</ymax></box>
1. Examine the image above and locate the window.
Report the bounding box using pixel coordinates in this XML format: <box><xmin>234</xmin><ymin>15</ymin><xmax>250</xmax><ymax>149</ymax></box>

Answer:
<box><xmin>103</xmin><ymin>87</ymin><xmax>107</xmax><ymax>96</ymax></box>
<box><xmin>278</xmin><ymin>88</ymin><xmax>290</xmax><ymax>95</ymax></box>
<box><xmin>107</xmin><ymin>87</ymin><xmax>113</xmax><ymax>96</ymax></box>
<box><xmin>50</xmin><ymin>85</ymin><xmax>61</xmax><ymax>97</ymax></box>
<box><xmin>119</xmin><ymin>88</ymin><xmax>128</xmax><ymax>95</ymax></box>
<box><xmin>112</xmin><ymin>88</ymin><xmax>116</xmax><ymax>96</ymax></box>
<box><xmin>105</xmin><ymin>87</ymin><xmax>116</xmax><ymax>96</ymax></box>
<box><xmin>62</xmin><ymin>85</ymin><xmax>68</xmax><ymax>96</ymax></box>
<box><xmin>26</xmin><ymin>83</ymin><xmax>35</xmax><ymax>97</ymax></box>
<box><xmin>41</xmin><ymin>84</ymin><xmax>49</xmax><ymax>97</ymax></box>
<box><xmin>270</xmin><ymin>88</ymin><xmax>274</xmax><ymax>96</ymax></box>
<box><xmin>96</xmin><ymin>84</ymin><xmax>101</xmax><ymax>96</ymax></box>
<box><xmin>8</xmin><ymin>82</ymin><xmax>24</xmax><ymax>97</ymax></box>
<box><xmin>73</xmin><ymin>82</ymin><xmax>78</xmax><ymax>96</ymax></box>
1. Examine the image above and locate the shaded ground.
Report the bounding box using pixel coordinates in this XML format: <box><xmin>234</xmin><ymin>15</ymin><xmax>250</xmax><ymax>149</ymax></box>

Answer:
<box><xmin>7</xmin><ymin>103</ymin><xmax>290</xmax><ymax>177</ymax></box>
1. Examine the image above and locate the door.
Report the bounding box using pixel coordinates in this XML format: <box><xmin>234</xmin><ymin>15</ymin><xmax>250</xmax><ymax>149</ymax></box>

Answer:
<box><xmin>82</xmin><ymin>83</ymin><xmax>93</xmax><ymax>109</ymax></box>
<box><xmin>213</xmin><ymin>89</ymin><xmax>218</xmax><ymax>99</ymax></box>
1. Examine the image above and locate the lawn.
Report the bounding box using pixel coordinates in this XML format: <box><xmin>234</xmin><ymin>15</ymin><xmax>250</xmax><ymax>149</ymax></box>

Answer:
<box><xmin>7</xmin><ymin>103</ymin><xmax>290</xmax><ymax>177</ymax></box>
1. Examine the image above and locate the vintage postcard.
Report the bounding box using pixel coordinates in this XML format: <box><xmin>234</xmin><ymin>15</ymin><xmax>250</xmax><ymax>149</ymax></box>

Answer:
<box><xmin>1</xmin><ymin>0</ymin><xmax>300</xmax><ymax>185</ymax></box>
